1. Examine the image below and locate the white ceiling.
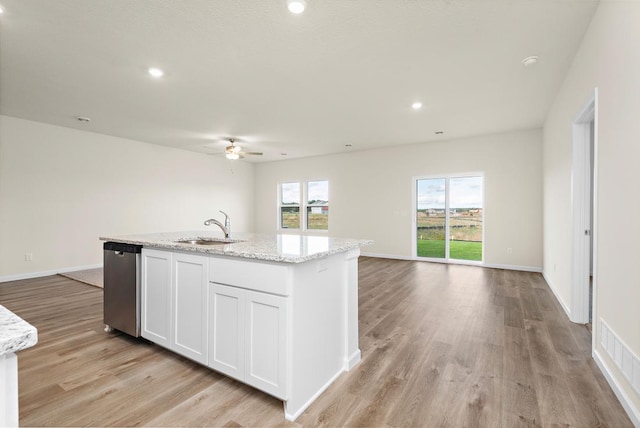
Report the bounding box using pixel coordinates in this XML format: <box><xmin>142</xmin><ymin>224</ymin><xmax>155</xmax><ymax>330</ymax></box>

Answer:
<box><xmin>0</xmin><ymin>0</ymin><xmax>598</xmax><ymax>162</ymax></box>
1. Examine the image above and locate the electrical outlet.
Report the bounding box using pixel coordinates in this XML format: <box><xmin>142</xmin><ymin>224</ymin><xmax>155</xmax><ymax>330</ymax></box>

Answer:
<box><xmin>24</xmin><ymin>253</ymin><xmax>33</xmax><ymax>262</ymax></box>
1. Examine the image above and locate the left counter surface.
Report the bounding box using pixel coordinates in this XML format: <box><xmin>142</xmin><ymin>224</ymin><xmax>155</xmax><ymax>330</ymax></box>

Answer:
<box><xmin>1</xmin><ymin>304</ymin><xmax>37</xmax><ymax>427</ymax></box>
<box><xmin>100</xmin><ymin>231</ymin><xmax>372</xmax><ymax>264</ymax></box>
<box><xmin>0</xmin><ymin>305</ymin><xmax>37</xmax><ymax>356</ymax></box>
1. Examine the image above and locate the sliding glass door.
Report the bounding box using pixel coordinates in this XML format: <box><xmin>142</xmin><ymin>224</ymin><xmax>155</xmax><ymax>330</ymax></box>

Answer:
<box><xmin>416</xmin><ymin>175</ymin><xmax>483</xmax><ymax>262</ymax></box>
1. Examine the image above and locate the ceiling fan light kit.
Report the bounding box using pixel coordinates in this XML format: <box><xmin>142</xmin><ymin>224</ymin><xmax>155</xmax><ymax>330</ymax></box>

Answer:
<box><xmin>213</xmin><ymin>138</ymin><xmax>264</xmax><ymax>161</ymax></box>
<box><xmin>287</xmin><ymin>0</ymin><xmax>306</xmax><ymax>14</ymax></box>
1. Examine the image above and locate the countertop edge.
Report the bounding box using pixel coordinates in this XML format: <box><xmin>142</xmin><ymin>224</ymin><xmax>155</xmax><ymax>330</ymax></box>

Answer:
<box><xmin>0</xmin><ymin>305</ymin><xmax>38</xmax><ymax>356</ymax></box>
<box><xmin>99</xmin><ymin>232</ymin><xmax>373</xmax><ymax>264</ymax></box>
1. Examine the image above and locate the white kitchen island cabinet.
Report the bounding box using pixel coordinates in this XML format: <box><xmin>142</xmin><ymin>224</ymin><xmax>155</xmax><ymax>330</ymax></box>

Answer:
<box><xmin>140</xmin><ymin>249</ymin><xmax>171</xmax><ymax>347</ymax></box>
<box><xmin>105</xmin><ymin>231</ymin><xmax>371</xmax><ymax>421</ymax></box>
<box><xmin>141</xmin><ymin>250</ymin><xmax>208</xmax><ymax>364</ymax></box>
<box><xmin>209</xmin><ymin>283</ymin><xmax>287</xmax><ymax>399</ymax></box>
<box><xmin>172</xmin><ymin>252</ymin><xmax>208</xmax><ymax>364</ymax></box>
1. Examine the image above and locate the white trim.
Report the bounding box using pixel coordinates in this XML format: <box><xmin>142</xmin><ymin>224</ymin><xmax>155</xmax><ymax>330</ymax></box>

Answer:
<box><xmin>483</xmin><ymin>263</ymin><xmax>542</xmax><ymax>273</ymax></box>
<box><xmin>593</xmin><ymin>349</ymin><xmax>640</xmax><ymax>428</ymax></box>
<box><xmin>570</xmin><ymin>89</ymin><xmax>598</xmax><ymax>325</ymax></box>
<box><xmin>0</xmin><ymin>263</ymin><xmax>103</xmax><ymax>283</ymax></box>
<box><xmin>361</xmin><ymin>252</ymin><xmax>541</xmax><ymax>273</ymax></box>
<box><xmin>284</xmin><ymin>367</ymin><xmax>344</xmax><ymax>422</ymax></box>
<box><xmin>542</xmin><ymin>272</ymin><xmax>572</xmax><ymax>319</ymax></box>
<box><xmin>360</xmin><ymin>252</ymin><xmax>413</xmax><ymax>261</ymax></box>
<box><xmin>346</xmin><ymin>349</ymin><xmax>361</xmax><ymax>370</ymax></box>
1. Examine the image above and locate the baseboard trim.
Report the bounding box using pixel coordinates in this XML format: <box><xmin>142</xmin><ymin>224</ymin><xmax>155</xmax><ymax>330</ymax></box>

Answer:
<box><xmin>346</xmin><ymin>349</ymin><xmax>361</xmax><ymax>370</ymax></box>
<box><xmin>284</xmin><ymin>367</ymin><xmax>345</xmax><ymax>422</ymax></box>
<box><xmin>360</xmin><ymin>252</ymin><xmax>412</xmax><ymax>261</ymax></box>
<box><xmin>0</xmin><ymin>264</ymin><xmax>103</xmax><ymax>283</ymax></box>
<box><xmin>593</xmin><ymin>349</ymin><xmax>640</xmax><ymax>427</ymax></box>
<box><xmin>361</xmin><ymin>252</ymin><xmax>542</xmax><ymax>273</ymax></box>
<box><xmin>541</xmin><ymin>271</ymin><xmax>572</xmax><ymax>320</ymax></box>
<box><xmin>483</xmin><ymin>263</ymin><xmax>542</xmax><ymax>273</ymax></box>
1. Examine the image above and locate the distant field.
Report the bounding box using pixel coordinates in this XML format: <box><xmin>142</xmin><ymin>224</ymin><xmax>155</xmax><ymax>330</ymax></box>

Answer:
<box><xmin>281</xmin><ymin>212</ymin><xmax>328</xmax><ymax>230</ymax></box>
<box><xmin>417</xmin><ymin>240</ymin><xmax>482</xmax><ymax>261</ymax></box>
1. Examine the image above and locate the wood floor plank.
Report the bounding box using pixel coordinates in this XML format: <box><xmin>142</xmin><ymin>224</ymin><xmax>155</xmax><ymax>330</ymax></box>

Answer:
<box><xmin>0</xmin><ymin>259</ymin><xmax>633</xmax><ymax>427</ymax></box>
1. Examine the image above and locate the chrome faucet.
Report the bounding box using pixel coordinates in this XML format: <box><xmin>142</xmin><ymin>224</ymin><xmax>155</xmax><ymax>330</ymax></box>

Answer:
<box><xmin>219</xmin><ymin>210</ymin><xmax>231</xmax><ymax>237</ymax></box>
<box><xmin>204</xmin><ymin>211</ymin><xmax>231</xmax><ymax>238</ymax></box>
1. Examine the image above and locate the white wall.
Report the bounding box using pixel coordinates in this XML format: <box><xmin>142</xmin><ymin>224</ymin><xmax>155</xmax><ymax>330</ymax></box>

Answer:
<box><xmin>543</xmin><ymin>0</ymin><xmax>640</xmax><ymax>420</ymax></box>
<box><xmin>0</xmin><ymin>115</ymin><xmax>254</xmax><ymax>279</ymax></box>
<box><xmin>254</xmin><ymin>128</ymin><xmax>542</xmax><ymax>270</ymax></box>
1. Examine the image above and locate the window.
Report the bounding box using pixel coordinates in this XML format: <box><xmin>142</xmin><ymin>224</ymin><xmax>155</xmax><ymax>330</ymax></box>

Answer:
<box><xmin>415</xmin><ymin>175</ymin><xmax>483</xmax><ymax>262</ymax></box>
<box><xmin>279</xmin><ymin>180</ymin><xmax>329</xmax><ymax>231</ymax></box>
<box><xmin>280</xmin><ymin>182</ymin><xmax>301</xmax><ymax>229</ymax></box>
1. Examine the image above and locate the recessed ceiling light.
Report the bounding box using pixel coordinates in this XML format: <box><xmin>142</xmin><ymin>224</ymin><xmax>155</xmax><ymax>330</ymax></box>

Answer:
<box><xmin>76</xmin><ymin>116</ymin><xmax>91</xmax><ymax>123</ymax></box>
<box><xmin>148</xmin><ymin>67</ymin><xmax>164</xmax><ymax>78</ymax></box>
<box><xmin>281</xmin><ymin>153</ymin><xmax>288</xmax><ymax>156</ymax></box>
<box><xmin>412</xmin><ymin>102</ymin><xmax>423</xmax><ymax>110</ymax></box>
<box><xmin>345</xmin><ymin>144</ymin><xmax>352</xmax><ymax>147</ymax></box>
<box><xmin>522</xmin><ymin>56</ymin><xmax>539</xmax><ymax>67</ymax></box>
<box><xmin>435</xmin><ymin>131</ymin><xmax>444</xmax><ymax>135</ymax></box>
<box><xmin>287</xmin><ymin>0</ymin><xmax>306</xmax><ymax>14</ymax></box>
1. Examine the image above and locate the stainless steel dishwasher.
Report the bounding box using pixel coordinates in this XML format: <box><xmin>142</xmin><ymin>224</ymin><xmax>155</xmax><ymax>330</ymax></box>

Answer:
<box><xmin>103</xmin><ymin>242</ymin><xmax>142</xmax><ymax>337</ymax></box>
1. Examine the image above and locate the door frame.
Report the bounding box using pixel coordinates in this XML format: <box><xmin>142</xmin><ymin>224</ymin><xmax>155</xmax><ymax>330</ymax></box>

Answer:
<box><xmin>570</xmin><ymin>88</ymin><xmax>598</xmax><ymax>332</ymax></box>
<box><xmin>412</xmin><ymin>173</ymin><xmax>485</xmax><ymax>265</ymax></box>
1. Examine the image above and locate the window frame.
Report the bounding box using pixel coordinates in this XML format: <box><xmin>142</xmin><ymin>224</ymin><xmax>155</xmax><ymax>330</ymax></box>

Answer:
<box><xmin>278</xmin><ymin>180</ymin><xmax>329</xmax><ymax>233</ymax></box>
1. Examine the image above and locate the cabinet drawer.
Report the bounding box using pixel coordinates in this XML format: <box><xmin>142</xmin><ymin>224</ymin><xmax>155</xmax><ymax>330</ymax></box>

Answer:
<box><xmin>209</xmin><ymin>257</ymin><xmax>290</xmax><ymax>296</ymax></box>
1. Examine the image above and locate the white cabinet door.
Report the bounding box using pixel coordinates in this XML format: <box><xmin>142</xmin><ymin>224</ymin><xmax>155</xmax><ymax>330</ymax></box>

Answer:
<box><xmin>244</xmin><ymin>290</ymin><xmax>287</xmax><ymax>399</ymax></box>
<box><xmin>208</xmin><ymin>283</ymin><xmax>244</xmax><ymax>380</ymax></box>
<box><xmin>141</xmin><ymin>249</ymin><xmax>172</xmax><ymax>347</ymax></box>
<box><xmin>172</xmin><ymin>253</ymin><xmax>208</xmax><ymax>364</ymax></box>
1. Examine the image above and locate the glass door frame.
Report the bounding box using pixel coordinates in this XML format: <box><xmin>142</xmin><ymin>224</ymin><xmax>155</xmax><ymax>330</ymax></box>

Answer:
<box><xmin>412</xmin><ymin>173</ymin><xmax>485</xmax><ymax>265</ymax></box>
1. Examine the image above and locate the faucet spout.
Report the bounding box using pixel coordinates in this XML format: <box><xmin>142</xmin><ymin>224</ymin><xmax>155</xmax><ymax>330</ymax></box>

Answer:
<box><xmin>204</xmin><ymin>218</ymin><xmax>230</xmax><ymax>238</ymax></box>
<box><xmin>219</xmin><ymin>210</ymin><xmax>231</xmax><ymax>237</ymax></box>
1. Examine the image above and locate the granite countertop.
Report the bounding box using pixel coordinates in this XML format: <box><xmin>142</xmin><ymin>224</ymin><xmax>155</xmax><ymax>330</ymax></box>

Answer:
<box><xmin>100</xmin><ymin>231</ymin><xmax>372</xmax><ymax>263</ymax></box>
<box><xmin>0</xmin><ymin>305</ymin><xmax>38</xmax><ymax>356</ymax></box>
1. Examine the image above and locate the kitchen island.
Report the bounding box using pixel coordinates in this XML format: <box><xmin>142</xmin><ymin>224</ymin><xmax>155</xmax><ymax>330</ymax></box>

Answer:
<box><xmin>100</xmin><ymin>231</ymin><xmax>371</xmax><ymax>421</ymax></box>
<box><xmin>1</xmin><ymin>305</ymin><xmax>38</xmax><ymax>427</ymax></box>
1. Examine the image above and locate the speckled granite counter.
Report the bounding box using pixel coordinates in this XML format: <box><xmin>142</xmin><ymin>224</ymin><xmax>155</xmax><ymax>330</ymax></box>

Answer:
<box><xmin>99</xmin><ymin>231</ymin><xmax>372</xmax><ymax>263</ymax></box>
<box><xmin>1</xmin><ymin>305</ymin><xmax>38</xmax><ymax>427</ymax></box>
<box><xmin>0</xmin><ymin>305</ymin><xmax>37</xmax><ymax>356</ymax></box>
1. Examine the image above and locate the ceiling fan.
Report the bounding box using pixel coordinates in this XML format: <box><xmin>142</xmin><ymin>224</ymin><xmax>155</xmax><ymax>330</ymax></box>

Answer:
<box><xmin>211</xmin><ymin>138</ymin><xmax>263</xmax><ymax>160</ymax></box>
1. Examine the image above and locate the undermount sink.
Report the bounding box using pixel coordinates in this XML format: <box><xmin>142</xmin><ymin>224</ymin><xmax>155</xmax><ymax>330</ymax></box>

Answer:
<box><xmin>174</xmin><ymin>239</ymin><xmax>231</xmax><ymax>246</ymax></box>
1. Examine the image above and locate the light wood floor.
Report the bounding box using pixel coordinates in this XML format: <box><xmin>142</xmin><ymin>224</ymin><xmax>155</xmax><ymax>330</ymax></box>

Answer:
<box><xmin>0</xmin><ymin>258</ymin><xmax>632</xmax><ymax>427</ymax></box>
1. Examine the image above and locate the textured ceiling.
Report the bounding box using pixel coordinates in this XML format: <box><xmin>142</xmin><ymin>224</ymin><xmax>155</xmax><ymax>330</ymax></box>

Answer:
<box><xmin>0</xmin><ymin>0</ymin><xmax>598</xmax><ymax>162</ymax></box>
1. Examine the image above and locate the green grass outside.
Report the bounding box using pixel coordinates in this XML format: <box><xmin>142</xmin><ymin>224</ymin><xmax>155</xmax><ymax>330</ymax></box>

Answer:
<box><xmin>281</xmin><ymin>212</ymin><xmax>328</xmax><ymax>230</ymax></box>
<box><xmin>417</xmin><ymin>240</ymin><xmax>482</xmax><ymax>261</ymax></box>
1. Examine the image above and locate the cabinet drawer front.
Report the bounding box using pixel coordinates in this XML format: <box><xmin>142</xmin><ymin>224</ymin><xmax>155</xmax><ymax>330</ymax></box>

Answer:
<box><xmin>209</xmin><ymin>258</ymin><xmax>290</xmax><ymax>296</ymax></box>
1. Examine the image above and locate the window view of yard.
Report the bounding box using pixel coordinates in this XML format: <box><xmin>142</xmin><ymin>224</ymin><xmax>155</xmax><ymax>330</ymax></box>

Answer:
<box><xmin>416</xmin><ymin>176</ymin><xmax>483</xmax><ymax>261</ymax></box>
<box><xmin>280</xmin><ymin>180</ymin><xmax>329</xmax><ymax>230</ymax></box>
